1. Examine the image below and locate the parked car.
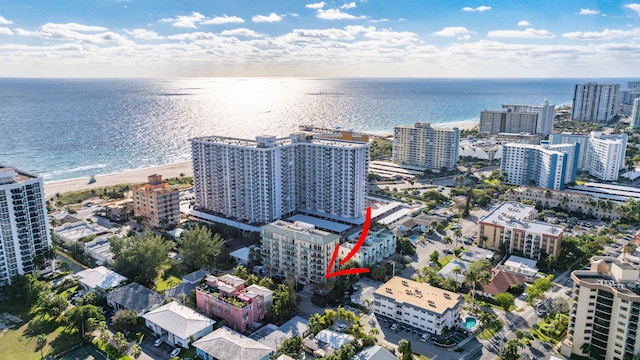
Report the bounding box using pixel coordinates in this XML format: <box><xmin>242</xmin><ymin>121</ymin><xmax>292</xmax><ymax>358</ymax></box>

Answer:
<box><xmin>336</xmin><ymin>324</ymin><xmax>347</xmax><ymax>331</ymax></box>
<box><xmin>536</xmin><ymin>308</ymin><xmax>547</xmax><ymax>317</ymax></box>
<box><xmin>443</xmin><ymin>248</ymin><xmax>453</xmax><ymax>254</ymax></box>
<box><xmin>154</xmin><ymin>338</ymin><xmax>163</xmax><ymax>347</ymax></box>
<box><xmin>420</xmin><ymin>333</ymin><xmax>431</xmax><ymax>342</ymax></box>
<box><xmin>170</xmin><ymin>348</ymin><xmax>181</xmax><ymax>357</ymax></box>
<box><xmin>390</xmin><ymin>323</ymin><xmax>399</xmax><ymax>331</ymax></box>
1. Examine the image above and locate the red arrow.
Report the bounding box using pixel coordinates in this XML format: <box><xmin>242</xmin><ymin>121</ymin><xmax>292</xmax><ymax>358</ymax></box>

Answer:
<box><xmin>325</xmin><ymin>207</ymin><xmax>372</xmax><ymax>279</ymax></box>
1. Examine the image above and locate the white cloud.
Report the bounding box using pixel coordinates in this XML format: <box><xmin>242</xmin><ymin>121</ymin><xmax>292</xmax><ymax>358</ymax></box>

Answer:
<box><xmin>0</xmin><ymin>27</ymin><xmax>13</xmax><ymax>35</ymax></box>
<box><xmin>488</xmin><ymin>28</ymin><xmax>555</xmax><ymax>38</ymax></box>
<box><xmin>579</xmin><ymin>8</ymin><xmax>601</xmax><ymax>15</ymax></box>
<box><xmin>14</xmin><ymin>23</ymin><xmax>131</xmax><ymax>46</ymax></box>
<box><xmin>125</xmin><ymin>28</ymin><xmax>163</xmax><ymax>40</ymax></box>
<box><xmin>341</xmin><ymin>2</ymin><xmax>357</xmax><ymax>9</ymax></box>
<box><xmin>160</xmin><ymin>12</ymin><xmax>206</xmax><ymax>28</ymax></box>
<box><xmin>252</xmin><ymin>13</ymin><xmax>283</xmax><ymax>23</ymax></box>
<box><xmin>563</xmin><ymin>28</ymin><xmax>640</xmax><ymax>40</ymax></box>
<box><xmin>221</xmin><ymin>28</ymin><xmax>263</xmax><ymax>37</ymax></box>
<box><xmin>317</xmin><ymin>8</ymin><xmax>366</xmax><ymax>20</ymax></box>
<box><xmin>369</xmin><ymin>18</ymin><xmax>389</xmax><ymax>23</ymax></box>
<box><xmin>624</xmin><ymin>4</ymin><xmax>640</xmax><ymax>15</ymax></box>
<box><xmin>518</xmin><ymin>20</ymin><xmax>530</xmax><ymax>26</ymax></box>
<box><xmin>0</xmin><ymin>15</ymin><xmax>13</xmax><ymax>25</ymax></box>
<box><xmin>305</xmin><ymin>2</ymin><xmax>326</xmax><ymax>9</ymax></box>
<box><xmin>462</xmin><ymin>6</ymin><xmax>491</xmax><ymax>12</ymax></box>
<box><xmin>433</xmin><ymin>27</ymin><xmax>470</xmax><ymax>37</ymax></box>
<box><xmin>201</xmin><ymin>15</ymin><xmax>245</xmax><ymax>25</ymax></box>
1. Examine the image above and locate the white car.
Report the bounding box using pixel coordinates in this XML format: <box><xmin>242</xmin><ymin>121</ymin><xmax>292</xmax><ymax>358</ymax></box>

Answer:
<box><xmin>420</xmin><ymin>333</ymin><xmax>431</xmax><ymax>342</ymax></box>
<box><xmin>390</xmin><ymin>323</ymin><xmax>399</xmax><ymax>331</ymax></box>
<box><xmin>154</xmin><ymin>338</ymin><xmax>163</xmax><ymax>347</ymax></box>
<box><xmin>536</xmin><ymin>309</ymin><xmax>547</xmax><ymax>317</ymax></box>
<box><xmin>170</xmin><ymin>348</ymin><xmax>181</xmax><ymax>357</ymax></box>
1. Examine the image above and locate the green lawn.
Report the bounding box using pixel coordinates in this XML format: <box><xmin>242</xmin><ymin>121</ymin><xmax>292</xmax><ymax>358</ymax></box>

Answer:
<box><xmin>438</xmin><ymin>255</ymin><xmax>453</xmax><ymax>267</ymax></box>
<box><xmin>155</xmin><ymin>263</ymin><xmax>183</xmax><ymax>293</ymax></box>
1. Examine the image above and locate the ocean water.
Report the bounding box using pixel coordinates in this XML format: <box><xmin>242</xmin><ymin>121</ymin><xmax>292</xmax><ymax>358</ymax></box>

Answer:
<box><xmin>0</xmin><ymin>77</ymin><xmax>622</xmax><ymax>181</ymax></box>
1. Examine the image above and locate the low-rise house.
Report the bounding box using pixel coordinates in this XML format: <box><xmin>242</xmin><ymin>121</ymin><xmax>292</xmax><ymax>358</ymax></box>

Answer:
<box><xmin>255</xmin><ymin>316</ymin><xmax>309</xmax><ymax>352</ymax></box>
<box><xmin>230</xmin><ymin>246</ymin><xmax>253</xmax><ymax>266</ymax></box>
<box><xmin>102</xmin><ymin>199</ymin><xmax>134</xmax><ymax>222</ymax></box>
<box><xmin>54</xmin><ymin>221</ymin><xmax>110</xmax><ymax>245</ymax></box>
<box><xmin>193</xmin><ymin>326</ymin><xmax>273</xmax><ymax>360</ymax></box>
<box><xmin>182</xmin><ymin>269</ymin><xmax>209</xmax><ymax>285</ymax></box>
<box><xmin>76</xmin><ymin>266</ymin><xmax>127</xmax><ymax>292</ymax></box>
<box><xmin>478</xmin><ymin>270</ymin><xmax>525</xmax><ymax>299</ymax></box>
<box><xmin>497</xmin><ymin>255</ymin><xmax>538</xmax><ymax>281</ymax></box>
<box><xmin>437</xmin><ymin>259</ymin><xmax>471</xmax><ymax>285</ymax></box>
<box><xmin>83</xmin><ymin>235</ymin><xmax>114</xmax><ymax>265</ymax></box>
<box><xmin>373</xmin><ymin>277</ymin><xmax>462</xmax><ymax>336</ymax></box>
<box><xmin>394</xmin><ymin>214</ymin><xmax>446</xmax><ymax>234</ymax></box>
<box><xmin>303</xmin><ymin>329</ymin><xmax>356</xmax><ymax>358</ymax></box>
<box><xmin>339</xmin><ymin>227</ymin><xmax>396</xmax><ymax>266</ymax></box>
<box><xmin>354</xmin><ymin>346</ymin><xmax>398</xmax><ymax>360</ymax></box>
<box><xmin>196</xmin><ymin>275</ymin><xmax>273</xmax><ymax>333</ymax></box>
<box><xmin>142</xmin><ymin>301</ymin><xmax>215</xmax><ymax>349</ymax></box>
<box><xmin>165</xmin><ymin>269</ymin><xmax>208</xmax><ymax>301</ymax></box>
<box><xmin>106</xmin><ymin>282</ymin><xmax>165</xmax><ymax>315</ymax></box>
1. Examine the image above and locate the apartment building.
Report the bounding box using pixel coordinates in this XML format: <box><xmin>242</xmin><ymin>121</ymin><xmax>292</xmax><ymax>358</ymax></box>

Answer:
<box><xmin>478</xmin><ymin>202</ymin><xmax>563</xmax><ymax>259</ymax></box>
<box><xmin>549</xmin><ymin>132</ymin><xmax>627</xmax><ymax>181</ymax></box>
<box><xmin>373</xmin><ymin>277</ymin><xmax>462</xmax><ymax>335</ymax></box>
<box><xmin>632</xmin><ymin>98</ymin><xmax>640</xmax><ymax>130</ymax></box>
<box><xmin>572</xmin><ymin>83</ymin><xmax>619</xmax><ymax>122</ymax></box>
<box><xmin>392</xmin><ymin>123</ymin><xmax>459</xmax><ymax>171</ymax></box>
<box><xmin>196</xmin><ymin>274</ymin><xmax>273</xmax><ymax>333</ymax></box>
<box><xmin>500</xmin><ymin>143</ymin><xmax>578</xmax><ymax>190</ymax></box>
<box><xmin>338</xmin><ymin>227</ymin><xmax>396</xmax><ymax>266</ymax></box>
<box><xmin>562</xmin><ymin>257</ymin><xmax>640</xmax><ymax>360</ymax></box>
<box><xmin>0</xmin><ymin>165</ymin><xmax>51</xmax><ymax>286</ymax></box>
<box><xmin>132</xmin><ymin>174</ymin><xmax>180</xmax><ymax>228</ymax></box>
<box><xmin>502</xmin><ymin>101</ymin><xmax>555</xmax><ymax>136</ymax></box>
<box><xmin>260</xmin><ymin>220</ymin><xmax>340</xmax><ymax>284</ymax></box>
<box><xmin>479</xmin><ymin>110</ymin><xmax>538</xmax><ymax>135</ymax></box>
<box><xmin>190</xmin><ymin>132</ymin><xmax>369</xmax><ymax>225</ymax></box>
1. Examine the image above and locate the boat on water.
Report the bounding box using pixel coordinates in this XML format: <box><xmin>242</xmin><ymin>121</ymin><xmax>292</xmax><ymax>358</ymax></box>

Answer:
<box><xmin>88</xmin><ymin>175</ymin><xmax>96</xmax><ymax>184</ymax></box>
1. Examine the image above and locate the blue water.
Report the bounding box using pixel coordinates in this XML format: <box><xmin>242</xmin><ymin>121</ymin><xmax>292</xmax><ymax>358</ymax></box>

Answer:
<box><xmin>409</xmin><ymin>234</ymin><xmax>420</xmax><ymax>242</ymax></box>
<box><xmin>0</xmin><ymin>77</ymin><xmax>629</xmax><ymax>181</ymax></box>
<box><xmin>463</xmin><ymin>317</ymin><xmax>478</xmax><ymax>330</ymax></box>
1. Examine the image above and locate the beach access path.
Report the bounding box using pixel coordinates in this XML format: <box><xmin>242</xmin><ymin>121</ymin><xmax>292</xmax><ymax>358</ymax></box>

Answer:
<box><xmin>43</xmin><ymin>161</ymin><xmax>193</xmax><ymax>198</ymax></box>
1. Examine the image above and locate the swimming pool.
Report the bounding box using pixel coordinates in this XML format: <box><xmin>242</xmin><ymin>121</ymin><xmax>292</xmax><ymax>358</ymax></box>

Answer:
<box><xmin>409</xmin><ymin>234</ymin><xmax>419</xmax><ymax>242</ymax></box>
<box><xmin>462</xmin><ymin>316</ymin><xmax>478</xmax><ymax>331</ymax></box>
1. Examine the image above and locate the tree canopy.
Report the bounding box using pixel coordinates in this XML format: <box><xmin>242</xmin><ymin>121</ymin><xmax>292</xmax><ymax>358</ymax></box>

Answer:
<box><xmin>110</xmin><ymin>231</ymin><xmax>170</xmax><ymax>287</ymax></box>
<box><xmin>179</xmin><ymin>224</ymin><xmax>224</xmax><ymax>270</ymax></box>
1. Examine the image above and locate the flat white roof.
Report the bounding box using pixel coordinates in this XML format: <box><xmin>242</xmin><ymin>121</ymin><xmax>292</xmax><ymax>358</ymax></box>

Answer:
<box><xmin>230</xmin><ymin>247</ymin><xmax>251</xmax><ymax>262</ymax></box>
<box><xmin>480</xmin><ymin>202</ymin><xmax>563</xmax><ymax>236</ymax></box>
<box><xmin>378</xmin><ymin>207</ymin><xmax>413</xmax><ymax>225</ymax></box>
<box><xmin>286</xmin><ymin>214</ymin><xmax>351</xmax><ymax>233</ymax></box>
<box><xmin>76</xmin><ymin>266</ymin><xmax>126</xmax><ymax>290</ymax></box>
<box><xmin>504</xmin><ymin>255</ymin><xmax>538</xmax><ymax>271</ymax></box>
<box><xmin>143</xmin><ymin>301</ymin><xmax>215</xmax><ymax>339</ymax></box>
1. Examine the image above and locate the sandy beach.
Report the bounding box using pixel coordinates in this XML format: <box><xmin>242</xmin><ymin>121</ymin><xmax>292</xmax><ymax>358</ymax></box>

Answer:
<box><xmin>44</xmin><ymin>161</ymin><xmax>193</xmax><ymax>198</ymax></box>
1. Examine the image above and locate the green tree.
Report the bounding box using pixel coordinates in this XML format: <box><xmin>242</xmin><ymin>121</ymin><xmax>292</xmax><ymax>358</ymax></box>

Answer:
<box><xmin>270</xmin><ymin>282</ymin><xmax>298</xmax><ymax>325</ymax></box>
<box><xmin>179</xmin><ymin>225</ymin><xmax>224</xmax><ymax>270</ymax></box>
<box><xmin>398</xmin><ymin>338</ymin><xmax>413</xmax><ymax>360</ymax></box>
<box><xmin>38</xmin><ymin>293</ymin><xmax>69</xmax><ymax>318</ymax></box>
<box><xmin>453</xmin><ymin>228</ymin><xmax>463</xmax><ymax>248</ymax></box>
<box><xmin>501</xmin><ymin>339</ymin><xmax>523</xmax><ymax>360</ymax></box>
<box><xmin>63</xmin><ymin>304</ymin><xmax>105</xmax><ymax>336</ymax></box>
<box><xmin>258</xmin><ymin>276</ymin><xmax>275</xmax><ymax>290</ymax></box>
<box><xmin>274</xmin><ymin>335</ymin><xmax>303</xmax><ymax>359</ymax></box>
<box><xmin>495</xmin><ymin>293</ymin><xmax>515</xmax><ymax>311</ymax></box>
<box><xmin>35</xmin><ymin>334</ymin><xmax>47</xmax><ymax>359</ymax></box>
<box><xmin>131</xmin><ymin>343</ymin><xmax>142</xmax><ymax>359</ymax></box>
<box><xmin>113</xmin><ymin>331</ymin><xmax>129</xmax><ymax>355</ymax></box>
<box><xmin>7</xmin><ymin>273</ymin><xmax>48</xmax><ymax>307</ymax></box>
<box><xmin>112</xmin><ymin>309</ymin><xmax>139</xmax><ymax>332</ymax></box>
<box><xmin>232</xmin><ymin>265</ymin><xmax>250</xmax><ymax>279</ymax></box>
<box><xmin>429</xmin><ymin>251</ymin><xmax>439</xmax><ymax>264</ymax></box>
<box><xmin>110</xmin><ymin>232</ymin><xmax>170</xmax><ymax>287</ymax></box>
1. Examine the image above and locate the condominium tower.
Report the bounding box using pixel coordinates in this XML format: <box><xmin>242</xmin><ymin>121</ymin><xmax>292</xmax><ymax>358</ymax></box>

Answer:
<box><xmin>479</xmin><ymin>110</ymin><xmax>538</xmax><ymax>135</ymax></box>
<box><xmin>572</xmin><ymin>83</ymin><xmax>620</xmax><ymax>122</ymax></box>
<box><xmin>190</xmin><ymin>133</ymin><xmax>369</xmax><ymax>224</ymax></box>
<box><xmin>549</xmin><ymin>132</ymin><xmax>627</xmax><ymax>181</ymax></box>
<box><xmin>502</xmin><ymin>101</ymin><xmax>555</xmax><ymax>136</ymax></box>
<box><xmin>632</xmin><ymin>98</ymin><xmax>640</xmax><ymax>130</ymax></box>
<box><xmin>561</xmin><ymin>256</ymin><xmax>640</xmax><ymax>360</ymax></box>
<box><xmin>260</xmin><ymin>220</ymin><xmax>340</xmax><ymax>283</ymax></box>
<box><xmin>393</xmin><ymin>123</ymin><xmax>459</xmax><ymax>171</ymax></box>
<box><xmin>500</xmin><ymin>143</ymin><xmax>578</xmax><ymax>190</ymax></box>
<box><xmin>132</xmin><ymin>174</ymin><xmax>180</xmax><ymax>228</ymax></box>
<box><xmin>0</xmin><ymin>165</ymin><xmax>51</xmax><ymax>286</ymax></box>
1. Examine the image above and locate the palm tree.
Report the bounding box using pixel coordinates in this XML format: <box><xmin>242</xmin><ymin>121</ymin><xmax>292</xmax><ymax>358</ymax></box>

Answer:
<box><xmin>131</xmin><ymin>344</ymin><xmax>142</xmax><ymax>359</ymax></box>
<box><xmin>35</xmin><ymin>334</ymin><xmax>47</xmax><ymax>359</ymax></box>
<box><xmin>453</xmin><ymin>228</ymin><xmax>463</xmax><ymax>248</ymax></box>
<box><xmin>465</xmin><ymin>270</ymin><xmax>479</xmax><ymax>301</ymax></box>
<box><xmin>452</xmin><ymin>266</ymin><xmax>462</xmax><ymax>283</ymax></box>
<box><xmin>443</xmin><ymin>236</ymin><xmax>453</xmax><ymax>246</ymax></box>
<box><xmin>545</xmin><ymin>189</ymin><xmax>553</xmax><ymax>199</ymax></box>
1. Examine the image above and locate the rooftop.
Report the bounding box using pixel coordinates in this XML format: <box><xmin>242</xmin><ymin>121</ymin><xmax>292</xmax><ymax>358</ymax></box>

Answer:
<box><xmin>374</xmin><ymin>277</ymin><xmax>462</xmax><ymax>315</ymax></box>
<box><xmin>0</xmin><ymin>164</ymin><xmax>41</xmax><ymax>185</ymax></box>
<box><xmin>190</xmin><ymin>133</ymin><xmax>367</xmax><ymax>149</ymax></box>
<box><xmin>256</xmin><ymin>316</ymin><xmax>309</xmax><ymax>351</ymax></box>
<box><xmin>142</xmin><ymin>301</ymin><xmax>215</xmax><ymax>339</ymax></box>
<box><xmin>262</xmin><ymin>220</ymin><xmax>341</xmax><ymax>245</ymax></box>
<box><xmin>480</xmin><ymin>202</ymin><xmax>562</xmax><ymax>236</ymax></box>
<box><xmin>481</xmin><ymin>270</ymin><xmax>526</xmax><ymax>296</ymax></box>
<box><xmin>76</xmin><ymin>266</ymin><xmax>127</xmax><ymax>290</ymax></box>
<box><xmin>192</xmin><ymin>326</ymin><xmax>273</xmax><ymax>360</ymax></box>
<box><xmin>504</xmin><ymin>255</ymin><xmax>538</xmax><ymax>271</ymax></box>
<box><xmin>107</xmin><ymin>282</ymin><xmax>164</xmax><ymax>314</ymax></box>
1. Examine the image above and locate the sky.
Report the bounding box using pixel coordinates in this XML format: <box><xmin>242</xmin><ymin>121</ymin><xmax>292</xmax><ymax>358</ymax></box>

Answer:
<box><xmin>0</xmin><ymin>1</ymin><xmax>640</xmax><ymax>78</ymax></box>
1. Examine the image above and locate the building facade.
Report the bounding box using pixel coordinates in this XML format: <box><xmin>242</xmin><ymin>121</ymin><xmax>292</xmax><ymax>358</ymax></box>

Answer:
<box><xmin>632</xmin><ymin>98</ymin><xmax>640</xmax><ymax>130</ymax></box>
<box><xmin>502</xmin><ymin>101</ymin><xmax>555</xmax><ymax>136</ymax></box>
<box><xmin>392</xmin><ymin>123</ymin><xmax>459</xmax><ymax>171</ymax></box>
<box><xmin>373</xmin><ymin>277</ymin><xmax>462</xmax><ymax>335</ymax></box>
<box><xmin>562</xmin><ymin>257</ymin><xmax>640</xmax><ymax>360</ymax></box>
<box><xmin>500</xmin><ymin>143</ymin><xmax>578</xmax><ymax>190</ymax></box>
<box><xmin>0</xmin><ymin>165</ymin><xmax>51</xmax><ymax>286</ymax></box>
<box><xmin>261</xmin><ymin>220</ymin><xmax>339</xmax><ymax>284</ymax></box>
<box><xmin>190</xmin><ymin>133</ymin><xmax>369</xmax><ymax>225</ymax></box>
<box><xmin>572</xmin><ymin>83</ymin><xmax>620</xmax><ymax>122</ymax></box>
<box><xmin>479</xmin><ymin>110</ymin><xmax>538</xmax><ymax>135</ymax></box>
<box><xmin>196</xmin><ymin>274</ymin><xmax>273</xmax><ymax>333</ymax></box>
<box><xmin>132</xmin><ymin>174</ymin><xmax>180</xmax><ymax>228</ymax></box>
<box><xmin>478</xmin><ymin>202</ymin><xmax>563</xmax><ymax>259</ymax></box>
<box><xmin>549</xmin><ymin>132</ymin><xmax>627</xmax><ymax>181</ymax></box>
<box><xmin>338</xmin><ymin>227</ymin><xmax>396</xmax><ymax>266</ymax></box>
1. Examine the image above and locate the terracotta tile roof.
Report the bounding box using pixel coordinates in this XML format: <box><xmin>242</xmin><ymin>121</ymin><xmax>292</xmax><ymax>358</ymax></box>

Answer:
<box><xmin>481</xmin><ymin>270</ymin><xmax>525</xmax><ymax>295</ymax></box>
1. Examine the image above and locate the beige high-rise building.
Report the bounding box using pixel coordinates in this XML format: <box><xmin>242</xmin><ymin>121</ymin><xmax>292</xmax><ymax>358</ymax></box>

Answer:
<box><xmin>479</xmin><ymin>110</ymin><xmax>538</xmax><ymax>135</ymax></box>
<box><xmin>562</xmin><ymin>256</ymin><xmax>640</xmax><ymax>360</ymax></box>
<box><xmin>260</xmin><ymin>220</ymin><xmax>340</xmax><ymax>284</ymax></box>
<box><xmin>393</xmin><ymin>122</ymin><xmax>459</xmax><ymax>171</ymax></box>
<box><xmin>132</xmin><ymin>174</ymin><xmax>180</xmax><ymax>228</ymax></box>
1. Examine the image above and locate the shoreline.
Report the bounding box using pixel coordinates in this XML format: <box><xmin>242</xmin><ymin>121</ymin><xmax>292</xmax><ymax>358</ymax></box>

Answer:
<box><xmin>44</xmin><ymin>161</ymin><xmax>193</xmax><ymax>198</ymax></box>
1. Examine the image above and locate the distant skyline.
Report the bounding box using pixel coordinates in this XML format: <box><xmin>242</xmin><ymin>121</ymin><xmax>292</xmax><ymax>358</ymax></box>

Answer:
<box><xmin>0</xmin><ymin>1</ymin><xmax>639</xmax><ymax>78</ymax></box>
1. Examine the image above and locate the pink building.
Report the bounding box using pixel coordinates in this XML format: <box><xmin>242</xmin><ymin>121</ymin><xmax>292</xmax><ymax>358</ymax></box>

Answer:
<box><xmin>196</xmin><ymin>274</ymin><xmax>273</xmax><ymax>333</ymax></box>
